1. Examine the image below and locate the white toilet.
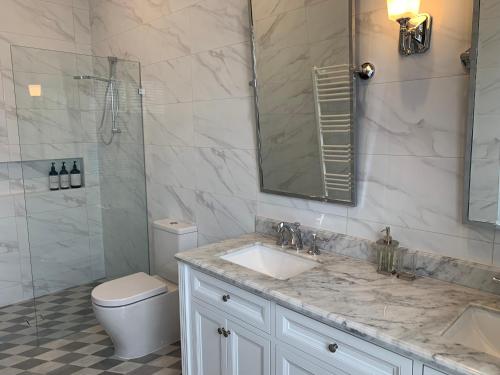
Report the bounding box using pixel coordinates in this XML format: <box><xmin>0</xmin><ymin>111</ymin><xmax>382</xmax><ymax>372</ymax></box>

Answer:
<box><xmin>91</xmin><ymin>219</ymin><xmax>197</xmax><ymax>359</ymax></box>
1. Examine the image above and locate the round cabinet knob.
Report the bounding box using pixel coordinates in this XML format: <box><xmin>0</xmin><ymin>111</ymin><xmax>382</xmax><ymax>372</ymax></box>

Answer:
<box><xmin>222</xmin><ymin>294</ymin><xmax>230</xmax><ymax>302</ymax></box>
<box><xmin>217</xmin><ymin>328</ymin><xmax>223</xmax><ymax>335</ymax></box>
<box><xmin>328</xmin><ymin>343</ymin><xmax>339</xmax><ymax>353</ymax></box>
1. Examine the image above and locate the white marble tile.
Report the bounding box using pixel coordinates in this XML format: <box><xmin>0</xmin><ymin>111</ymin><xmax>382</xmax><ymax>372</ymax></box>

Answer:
<box><xmin>74</xmin><ymin>7</ymin><xmax>92</xmax><ymax>46</ymax></box>
<box><xmin>348</xmin><ymin>154</ymin><xmax>495</xmax><ymax>243</ymax></box>
<box><xmin>257</xmin><ymin>192</ymin><xmax>348</xmax><ymax>217</ymax></box>
<box><xmin>254</xmin><ymin>7</ymin><xmax>307</xmax><ymax>52</ymax></box>
<box><xmin>142</xmin><ymin>56</ymin><xmax>193</xmax><ymax>105</ymax></box>
<box><xmin>147</xmin><ymin>183</ymin><xmax>196</xmax><ymax>223</ymax></box>
<box><xmin>145</xmin><ymin>145</ymin><xmax>197</xmax><ymax>189</ymax></box>
<box><xmin>306</xmin><ymin>0</ymin><xmax>350</xmax><ymax>44</ymax></box>
<box><xmin>0</xmin><ymin>0</ymin><xmax>75</xmax><ymax>42</ymax></box>
<box><xmin>471</xmin><ymin>114</ymin><xmax>500</xmax><ymax>160</ymax></box>
<box><xmin>147</xmin><ymin>9</ymin><xmax>192</xmax><ymax>60</ymax></box>
<box><xmin>192</xmin><ymin>42</ymin><xmax>253</xmax><ymax>101</ymax></box>
<box><xmin>193</xmin><ymin>97</ymin><xmax>256</xmax><ymax>149</ymax></box>
<box><xmin>195</xmin><ymin>147</ymin><xmax>258</xmax><ymax>199</ymax></box>
<box><xmin>258</xmin><ymin>79</ymin><xmax>314</xmax><ymax>115</ymax></box>
<box><xmin>347</xmin><ymin>217</ymin><xmax>495</xmax><ymax>265</ymax></box>
<box><xmin>27</xmin><ymin>207</ymin><xmax>90</xmax><ymax>247</ymax></box>
<box><xmin>89</xmin><ymin>234</ymin><xmax>105</xmax><ymax>280</ymax></box>
<box><xmin>357</xmin><ymin>75</ymin><xmax>468</xmax><ymax>158</ymax></box>
<box><xmin>477</xmin><ymin>6</ymin><xmax>500</xmax><ymax>68</ymax></box>
<box><xmin>251</xmin><ymin>0</ymin><xmax>305</xmax><ymax>21</ymax></box>
<box><xmin>17</xmin><ymin>109</ymin><xmax>96</xmax><ymax>145</ymax></box>
<box><xmin>91</xmin><ymin>25</ymin><xmax>156</xmax><ymax>65</ymax></box>
<box><xmin>194</xmin><ymin>190</ymin><xmax>256</xmax><ymax>243</ymax></box>
<box><xmin>11</xmin><ymin>71</ymin><xmax>79</xmax><ymax>111</ymax></box>
<box><xmin>189</xmin><ymin>0</ymin><xmax>249</xmax><ymax>53</ymax></box>
<box><xmin>73</xmin><ymin>0</ymin><xmax>90</xmax><ymax>10</ymax></box>
<box><xmin>257</xmin><ymin>200</ymin><xmax>348</xmax><ymax>234</ymax></box>
<box><xmin>144</xmin><ymin>103</ymin><xmax>194</xmax><ymax>146</ymax></box>
<box><xmin>0</xmin><ymin>217</ymin><xmax>20</xmax><ymax>254</ymax></box>
<box><xmin>30</xmin><ymin>236</ymin><xmax>93</xmax><ymax>294</ymax></box>
<box><xmin>24</xmin><ymin>189</ymin><xmax>87</xmax><ymax>214</ymax></box>
<box><xmin>0</xmin><ymin>195</ymin><xmax>19</xmax><ymax>219</ymax></box>
<box><xmin>474</xmin><ymin>67</ymin><xmax>500</xmax><ymax>116</ymax></box>
<box><xmin>101</xmin><ymin>209</ymin><xmax>149</xmax><ymax>278</ymax></box>
<box><xmin>90</xmin><ymin>0</ymin><xmax>173</xmax><ymax>42</ymax></box>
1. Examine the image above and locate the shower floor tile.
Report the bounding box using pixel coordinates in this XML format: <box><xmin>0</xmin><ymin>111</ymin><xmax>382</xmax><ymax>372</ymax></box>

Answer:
<box><xmin>0</xmin><ymin>285</ymin><xmax>182</xmax><ymax>374</ymax></box>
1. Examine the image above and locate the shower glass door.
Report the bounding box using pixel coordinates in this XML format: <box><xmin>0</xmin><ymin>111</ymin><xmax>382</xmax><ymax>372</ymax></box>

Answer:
<box><xmin>10</xmin><ymin>46</ymin><xmax>149</xmax><ymax>343</ymax></box>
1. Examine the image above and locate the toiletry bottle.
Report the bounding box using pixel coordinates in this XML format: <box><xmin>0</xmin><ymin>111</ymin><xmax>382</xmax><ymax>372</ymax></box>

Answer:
<box><xmin>49</xmin><ymin>162</ymin><xmax>59</xmax><ymax>191</ymax></box>
<box><xmin>59</xmin><ymin>162</ymin><xmax>70</xmax><ymax>190</ymax></box>
<box><xmin>376</xmin><ymin>226</ymin><xmax>399</xmax><ymax>275</ymax></box>
<box><xmin>70</xmin><ymin>161</ymin><xmax>82</xmax><ymax>188</ymax></box>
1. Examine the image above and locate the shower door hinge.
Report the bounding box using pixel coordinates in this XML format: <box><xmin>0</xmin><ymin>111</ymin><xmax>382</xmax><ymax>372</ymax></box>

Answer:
<box><xmin>138</xmin><ymin>87</ymin><xmax>145</xmax><ymax>96</ymax></box>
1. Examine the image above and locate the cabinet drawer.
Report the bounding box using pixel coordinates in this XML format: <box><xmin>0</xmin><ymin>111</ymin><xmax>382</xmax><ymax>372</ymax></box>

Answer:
<box><xmin>276</xmin><ymin>306</ymin><xmax>413</xmax><ymax>375</ymax></box>
<box><xmin>190</xmin><ymin>268</ymin><xmax>271</xmax><ymax>333</ymax></box>
<box><xmin>423</xmin><ymin>366</ymin><xmax>447</xmax><ymax>375</ymax></box>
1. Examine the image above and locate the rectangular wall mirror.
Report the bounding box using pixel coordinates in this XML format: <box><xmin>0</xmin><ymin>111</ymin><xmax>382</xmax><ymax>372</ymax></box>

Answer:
<box><xmin>249</xmin><ymin>0</ymin><xmax>356</xmax><ymax>205</ymax></box>
<box><xmin>465</xmin><ymin>0</ymin><xmax>500</xmax><ymax>226</ymax></box>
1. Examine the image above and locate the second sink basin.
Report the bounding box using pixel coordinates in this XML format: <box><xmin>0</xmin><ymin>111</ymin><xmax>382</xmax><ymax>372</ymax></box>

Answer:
<box><xmin>442</xmin><ymin>305</ymin><xmax>500</xmax><ymax>358</ymax></box>
<box><xmin>220</xmin><ymin>243</ymin><xmax>318</xmax><ymax>280</ymax></box>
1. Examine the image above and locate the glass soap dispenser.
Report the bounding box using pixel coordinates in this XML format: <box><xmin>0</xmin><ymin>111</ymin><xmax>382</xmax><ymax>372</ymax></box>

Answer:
<box><xmin>376</xmin><ymin>226</ymin><xmax>399</xmax><ymax>275</ymax></box>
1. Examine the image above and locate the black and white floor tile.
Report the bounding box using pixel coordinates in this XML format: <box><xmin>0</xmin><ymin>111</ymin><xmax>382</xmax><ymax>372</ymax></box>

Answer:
<box><xmin>0</xmin><ymin>284</ymin><xmax>182</xmax><ymax>374</ymax></box>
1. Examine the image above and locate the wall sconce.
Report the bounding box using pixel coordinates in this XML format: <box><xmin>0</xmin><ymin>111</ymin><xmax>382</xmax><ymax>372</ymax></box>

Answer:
<box><xmin>28</xmin><ymin>84</ymin><xmax>42</xmax><ymax>97</ymax></box>
<box><xmin>387</xmin><ymin>0</ymin><xmax>432</xmax><ymax>56</ymax></box>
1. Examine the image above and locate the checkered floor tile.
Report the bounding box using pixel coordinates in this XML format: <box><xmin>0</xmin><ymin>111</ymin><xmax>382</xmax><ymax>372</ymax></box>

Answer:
<box><xmin>0</xmin><ymin>284</ymin><xmax>182</xmax><ymax>374</ymax></box>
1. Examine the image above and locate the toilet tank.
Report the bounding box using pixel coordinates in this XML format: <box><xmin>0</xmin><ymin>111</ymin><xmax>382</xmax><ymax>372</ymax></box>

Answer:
<box><xmin>152</xmin><ymin>219</ymin><xmax>197</xmax><ymax>284</ymax></box>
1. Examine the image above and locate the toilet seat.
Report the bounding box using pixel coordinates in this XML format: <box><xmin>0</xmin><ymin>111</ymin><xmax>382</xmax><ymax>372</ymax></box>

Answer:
<box><xmin>92</xmin><ymin>272</ymin><xmax>167</xmax><ymax>308</ymax></box>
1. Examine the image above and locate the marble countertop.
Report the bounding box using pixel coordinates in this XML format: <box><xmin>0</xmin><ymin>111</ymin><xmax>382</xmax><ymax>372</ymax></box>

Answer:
<box><xmin>175</xmin><ymin>233</ymin><xmax>500</xmax><ymax>375</ymax></box>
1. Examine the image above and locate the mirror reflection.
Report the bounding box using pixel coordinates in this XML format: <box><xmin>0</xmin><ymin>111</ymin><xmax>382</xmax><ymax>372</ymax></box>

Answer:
<box><xmin>251</xmin><ymin>0</ymin><xmax>356</xmax><ymax>205</ymax></box>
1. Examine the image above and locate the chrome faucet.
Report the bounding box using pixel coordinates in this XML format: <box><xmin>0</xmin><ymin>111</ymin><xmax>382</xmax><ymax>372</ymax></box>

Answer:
<box><xmin>307</xmin><ymin>233</ymin><xmax>321</xmax><ymax>256</ymax></box>
<box><xmin>494</xmin><ymin>275</ymin><xmax>500</xmax><ymax>283</ymax></box>
<box><xmin>276</xmin><ymin>222</ymin><xmax>303</xmax><ymax>251</ymax></box>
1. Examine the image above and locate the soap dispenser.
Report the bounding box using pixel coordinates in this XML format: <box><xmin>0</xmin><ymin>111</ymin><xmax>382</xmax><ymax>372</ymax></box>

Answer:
<box><xmin>59</xmin><ymin>162</ymin><xmax>70</xmax><ymax>190</ymax></box>
<box><xmin>376</xmin><ymin>226</ymin><xmax>399</xmax><ymax>275</ymax></box>
<box><xmin>49</xmin><ymin>162</ymin><xmax>59</xmax><ymax>191</ymax></box>
<box><xmin>70</xmin><ymin>161</ymin><xmax>82</xmax><ymax>188</ymax></box>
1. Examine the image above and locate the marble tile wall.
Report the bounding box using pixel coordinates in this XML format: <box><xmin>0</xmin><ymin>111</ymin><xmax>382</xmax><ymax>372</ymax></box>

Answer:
<box><xmin>90</xmin><ymin>0</ymin><xmax>500</xmax><ymax>270</ymax></box>
<box><xmin>0</xmin><ymin>0</ymin><xmax>94</xmax><ymax>307</ymax></box>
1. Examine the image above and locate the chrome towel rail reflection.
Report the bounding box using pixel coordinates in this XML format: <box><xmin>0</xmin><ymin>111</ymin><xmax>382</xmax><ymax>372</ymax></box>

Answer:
<box><xmin>313</xmin><ymin>64</ymin><xmax>354</xmax><ymax>196</ymax></box>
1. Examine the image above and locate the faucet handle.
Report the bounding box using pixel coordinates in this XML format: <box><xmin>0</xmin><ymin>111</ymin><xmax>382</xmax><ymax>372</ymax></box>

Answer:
<box><xmin>308</xmin><ymin>233</ymin><xmax>320</xmax><ymax>256</ymax></box>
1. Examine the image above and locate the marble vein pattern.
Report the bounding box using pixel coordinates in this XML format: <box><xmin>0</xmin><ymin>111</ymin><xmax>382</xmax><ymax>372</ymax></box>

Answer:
<box><xmin>257</xmin><ymin>216</ymin><xmax>500</xmax><ymax>295</ymax></box>
<box><xmin>176</xmin><ymin>233</ymin><xmax>500</xmax><ymax>375</ymax></box>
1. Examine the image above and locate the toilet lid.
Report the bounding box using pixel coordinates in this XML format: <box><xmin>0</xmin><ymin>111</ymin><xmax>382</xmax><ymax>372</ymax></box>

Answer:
<box><xmin>92</xmin><ymin>272</ymin><xmax>167</xmax><ymax>307</ymax></box>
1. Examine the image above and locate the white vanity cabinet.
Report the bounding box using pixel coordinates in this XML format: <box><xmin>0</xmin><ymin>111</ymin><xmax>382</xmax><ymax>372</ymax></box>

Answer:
<box><xmin>423</xmin><ymin>367</ymin><xmax>447</xmax><ymax>375</ymax></box>
<box><xmin>190</xmin><ymin>300</ymin><xmax>271</xmax><ymax>375</ymax></box>
<box><xmin>179</xmin><ymin>263</ymin><xmax>448</xmax><ymax>375</ymax></box>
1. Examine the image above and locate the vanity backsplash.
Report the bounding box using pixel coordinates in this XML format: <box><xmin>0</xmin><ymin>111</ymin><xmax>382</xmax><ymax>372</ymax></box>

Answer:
<box><xmin>256</xmin><ymin>217</ymin><xmax>500</xmax><ymax>295</ymax></box>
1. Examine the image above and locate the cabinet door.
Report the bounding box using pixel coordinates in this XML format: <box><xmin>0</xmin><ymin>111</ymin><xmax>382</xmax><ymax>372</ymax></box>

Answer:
<box><xmin>191</xmin><ymin>301</ymin><xmax>227</xmax><ymax>375</ymax></box>
<box><xmin>227</xmin><ymin>319</ymin><xmax>271</xmax><ymax>375</ymax></box>
<box><xmin>423</xmin><ymin>366</ymin><xmax>447</xmax><ymax>375</ymax></box>
<box><xmin>276</xmin><ymin>345</ymin><xmax>347</xmax><ymax>375</ymax></box>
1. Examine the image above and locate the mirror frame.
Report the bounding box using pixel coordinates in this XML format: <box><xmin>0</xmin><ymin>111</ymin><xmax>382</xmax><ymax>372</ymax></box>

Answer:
<box><xmin>463</xmin><ymin>0</ymin><xmax>493</xmax><ymax>226</ymax></box>
<box><xmin>248</xmin><ymin>0</ymin><xmax>357</xmax><ymax>206</ymax></box>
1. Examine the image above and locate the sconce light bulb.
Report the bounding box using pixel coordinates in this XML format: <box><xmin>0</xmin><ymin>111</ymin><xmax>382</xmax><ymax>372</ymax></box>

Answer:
<box><xmin>387</xmin><ymin>0</ymin><xmax>421</xmax><ymax>22</ymax></box>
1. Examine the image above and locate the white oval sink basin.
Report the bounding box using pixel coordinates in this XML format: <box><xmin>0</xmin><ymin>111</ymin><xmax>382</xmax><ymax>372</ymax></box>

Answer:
<box><xmin>442</xmin><ymin>305</ymin><xmax>500</xmax><ymax>358</ymax></box>
<box><xmin>220</xmin><ymin>243</ymin><xmax>318</xmax><ymax>280</ymax></box>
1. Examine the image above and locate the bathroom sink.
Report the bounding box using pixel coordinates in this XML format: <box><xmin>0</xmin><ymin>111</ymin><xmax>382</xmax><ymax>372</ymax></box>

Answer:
<box><xmin>442</xmin><ymin>305</ymin><xmax>500</xmax><ymax>358</ymax></box>
<box><xmin>220</xmin><ymin>243</ymin><xmax>318</xmax><ymax>280</ymax></box>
